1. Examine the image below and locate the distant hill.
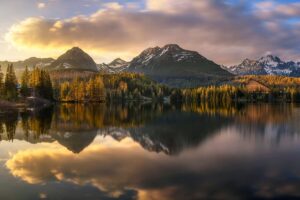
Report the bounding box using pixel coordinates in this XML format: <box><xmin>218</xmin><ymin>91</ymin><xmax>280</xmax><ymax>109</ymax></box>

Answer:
<box><xmin>226</xmin><ymin>55</ymin><xmax>300</xmax><ymax>76</ymax></box>
<box><xmin>46</xmin><ymin>47</ymin><xmax>98</xmax><ymax>72</ymax></box>
<box><xmin>0</xmin><ymin>57</ymin><xmax>54</xmax><ymax>70</ymax></box>
<box><xmin>126</xmin><ymin>44</ymin><xmax>232</xmax><ymax>87</ymax></box>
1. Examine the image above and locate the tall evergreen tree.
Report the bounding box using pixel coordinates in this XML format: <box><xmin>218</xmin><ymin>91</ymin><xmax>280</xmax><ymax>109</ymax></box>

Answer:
<box><xmin>20</xmin><ymin>66</ymin><xmax>31</xmax><ymax>97</ymax></box>
<box><xmin>42</xmin><ymin>70</ymin><xmax>53</xmax><ymax>100</ymax></box>
<box><xmin>29</xmin><ymin>68</ymin><xmax>53</xmax><ymax>100</ymax></box>
<box><xmin>0</xmin><ymin>65</ymin><xmax>4</xmax><ymax>97</ymax></box>
<box><xmin>4</xmin><ymin>64</ymin><xmax>18</xmax><ymax>100</ymax></box>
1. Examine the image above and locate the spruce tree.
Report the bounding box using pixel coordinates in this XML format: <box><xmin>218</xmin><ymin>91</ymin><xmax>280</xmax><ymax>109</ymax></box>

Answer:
<box><xmin>4</xmin><ymin>64</ymin><xmax>18</xmax><ymax>100</ymax></box>
<box><xmin>20</xmin><ymin>66</ymin><xmax>31</xmax><ymax>97</ymax></box>
<box><xmin>0</xmin><ymin>65</ymin><xmax>4</xmax><ymax>97</ymax></box>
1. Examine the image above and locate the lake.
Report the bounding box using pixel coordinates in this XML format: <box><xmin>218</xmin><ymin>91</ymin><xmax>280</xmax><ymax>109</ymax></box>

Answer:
<box><xmin>0</xmin><ymin>103</ymin><xmax>300</xmax><ymax>200</ymax></box>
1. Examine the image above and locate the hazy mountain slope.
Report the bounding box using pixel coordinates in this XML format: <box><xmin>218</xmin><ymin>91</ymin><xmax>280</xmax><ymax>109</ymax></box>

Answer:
<box><xmin>0</xmin><ymin>57</ymin><xmax>54</xmax><ymax>70</ymax></box>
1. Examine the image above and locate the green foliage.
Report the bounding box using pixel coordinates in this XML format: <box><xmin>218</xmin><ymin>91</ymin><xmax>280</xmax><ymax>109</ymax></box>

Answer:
<box><xmin>4</xmin><ymin>64</ymin><xmax>18</xmax><ymax>100</ymax></box>
<box><xmin>29</xmin><ymin>67</ymin><xmax>53</xmax><ymax>100</ymax></box>
<box><xmin>20</xmin><ymin>66</ymin><xmax>31</xmax><ymax>97</ymax></box>
<box><xmin>0</xmin><ymin>65</ymin><xmax>4</xmax><ymax>97</ymax></box>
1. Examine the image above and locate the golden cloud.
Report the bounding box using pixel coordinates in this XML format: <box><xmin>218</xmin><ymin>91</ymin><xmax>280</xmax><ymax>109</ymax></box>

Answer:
<box><xmin>6</xmin><ymin>132</ymin><xmax>300</xmax><ymax>200</ymax></box>
<box><xmin>6</xmin><ymin>0</ymin><xmax>300</xmax><ymax>64</ymax></box>
<box><xmin>5</xmin><ymin>141</ymin><xmax>179</xmax><ymax>199</ymax></box>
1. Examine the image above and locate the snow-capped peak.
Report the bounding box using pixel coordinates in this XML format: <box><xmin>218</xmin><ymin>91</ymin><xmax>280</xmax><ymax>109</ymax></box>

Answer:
<box><xmin>226</xmin><ymin>54</ymin><xmax>300</xmax><ymax>76</ymax></box>
<box><xmin>130</xmin><ymin>44</ymin><xmax>204</xmax><ymax>67</ymax></box>
<box><xmin>162</xmin><ymin>44</ymin><xmax>182</xmax><ymax>51</ymax></box>
<box><xmin>97</xmin><ymin>58</ymin><xmax>129</xmax><ymax>73</ymax></box>
<box><xmin>108</xmin><ymin>58</ymin><xmax>128</xmax><ymax>68</ymax></box>
<box><xmin>259</xmin><ymin>55</ymin><xmax>283</xmax><ymax>68</ymax></box>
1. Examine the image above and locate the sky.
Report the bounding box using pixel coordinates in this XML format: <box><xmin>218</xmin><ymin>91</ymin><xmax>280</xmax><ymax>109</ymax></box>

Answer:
<box><xmin>1</xmin><ymin>0</ymin><xmax>300</xmax><ymax>65</ymax></box>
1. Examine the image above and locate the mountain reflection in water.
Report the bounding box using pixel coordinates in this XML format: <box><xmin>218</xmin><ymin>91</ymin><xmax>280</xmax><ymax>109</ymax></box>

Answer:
<box><xmin>1</xmin><ymin>103</ymin><xmax>300</xmax><ymax>200</ymax></box>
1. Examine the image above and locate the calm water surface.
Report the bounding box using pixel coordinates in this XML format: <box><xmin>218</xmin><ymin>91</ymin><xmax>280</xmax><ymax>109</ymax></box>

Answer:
<box><xmin>0</xmin><ymin>103</ymin><xmax>300</xmax><ymax>200</ymax></box>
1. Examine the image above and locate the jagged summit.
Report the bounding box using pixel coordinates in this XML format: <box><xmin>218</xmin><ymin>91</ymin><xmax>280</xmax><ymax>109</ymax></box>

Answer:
<box><xmin>227</xmin><ymin>54</ymin><xmax>300</xmax><ymax>76</ymax></box>
<box><xmin>97</xmin><ymin>58</ymin><xmax>129</xmax><ymax>73</ymax></box>
<box><xmin>108</xmin><ymin>58</ymin><xmax>128</xmax><ymax>68</ymax></box>
<box><xmin>127</xmin><ymin>44</ymin><xmax>231</xmax><ymax>77</ymax></box>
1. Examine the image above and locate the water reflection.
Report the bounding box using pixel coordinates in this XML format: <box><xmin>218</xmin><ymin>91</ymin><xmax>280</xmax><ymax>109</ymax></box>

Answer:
<box><xmin>0</xmin><ymin>103</ymin><xmax>239</xmax><ymax>154</ymax></box>
<box><xmin>1</xmin><ymin>103</ymin><xmax>300</xmax><ymax>154</ymax></box>
<box><xmin>1</xmin><ymin>103</ymin><xmax>300</xmax><ymax>199</ymax></box>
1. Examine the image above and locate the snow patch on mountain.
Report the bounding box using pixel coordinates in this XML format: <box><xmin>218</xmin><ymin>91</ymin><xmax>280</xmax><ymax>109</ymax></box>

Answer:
<box><xmin>226</xmin><ymin>55</ymin><xmax>300</xmax><ymax>76</ymax></box>
<box><xmin>97</xmin><ymin>58</ymin><xmax>129</xmax><ymax>73</ymax></box>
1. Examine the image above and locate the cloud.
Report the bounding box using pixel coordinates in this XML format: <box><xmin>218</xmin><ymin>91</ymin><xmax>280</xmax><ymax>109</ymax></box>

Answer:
<box><xmin>6</xmin><ymin>133</ymin><xmax>300</xmax><ymax>200</ymax></box>
<box><xmin>255</xmin><ymin>1</ymin><xmax>300</xmax><ymax>19</ymax></box>
<box><xmin>37</xmin><ymin>2</ymin><xmax>46</xmax><ymax>9</ymax></box>
<box><xmin>103</xmin><ymin>2</ymin><xmax>123</xmax><ymax>10</ymax></box>
<box><xmin>5</xmin><ymin>0</ymin><xmax>300</xmax><ymax>64</ymax></box>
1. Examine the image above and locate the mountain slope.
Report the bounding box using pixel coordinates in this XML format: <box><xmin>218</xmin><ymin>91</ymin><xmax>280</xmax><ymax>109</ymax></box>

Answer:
<box><xmin>127</xmin><ymin>44</ymin><xmax>232</xmax><ymax>77</ymax></box>
<box><xmin>227</xmin><ymin>55</ymin><xmax>300</xmax><ymax>76</ymax></box>
<box><xmin>0</xmin><ymin>57</ymin><xmax>54</xmax><ymax>70</ymax></box>
<box><xmin>97</xmin><ymin>58</ymin><xmax>129</xmax><ymax>73</ymax></box>
<box><xmin>47</xmin><ymin>47</ymin><xmax>98</xmax><ymax>72</ymax></box>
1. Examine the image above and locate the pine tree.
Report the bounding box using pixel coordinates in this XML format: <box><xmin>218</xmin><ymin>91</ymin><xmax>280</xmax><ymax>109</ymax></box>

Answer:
<box><xmin>29</xmin><ymin>68</ymin><xmax>53</xmax><ymax>100</ymax></box>
<box><xmin>4</xmin><ymin>64</ymin><xmax>18</xmax><ymax>100</ymax></box>
<box><xmin>20</xmin><ymin>66</ymin><xmax>31</xmax><ymax>97</ymax></box>
<box><xmin>29</xmin><ymin>67</ymin><xmax>41</xmax><ymax>97</ymax></box>
<box><xmin>40</xmin><ymin>70</ymin><xmax>53</xmax><ymax>100</ymax></box>
<box><xmin>0</xmin><ymin>65</ymin><xmax>4</xmax><ymax>97</ymax></box>
<box><xmin>78</xmin><ymin>81</ymin><xmax>86</xmax><ymax>101</ymax></box>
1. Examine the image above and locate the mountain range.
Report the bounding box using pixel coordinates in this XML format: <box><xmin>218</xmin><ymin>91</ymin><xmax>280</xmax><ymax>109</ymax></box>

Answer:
<box><xmin>2</xmin><ymin>44</ymin><xmax>230</xmax><ymax>87</ymax></box>
<box><xmin>0</xmin><ymin>57</ymin><xmax>54</xmax><ymax>70</ymax></box>
<box><xmin>2</xmin><ymin>45</ymin><xmax>300</xmax><ymax>87</ymax></box>
<box><xmin>225</xmin><ymin>55</ymin><xmax>300</xmax><ymax>76</ymax></box>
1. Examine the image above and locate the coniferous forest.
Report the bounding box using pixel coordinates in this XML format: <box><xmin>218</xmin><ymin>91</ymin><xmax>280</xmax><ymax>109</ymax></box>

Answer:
<box><xmin>1</xmin><ymin>64</ymin><xmax>300</xmax><ymax>108</ymax></box>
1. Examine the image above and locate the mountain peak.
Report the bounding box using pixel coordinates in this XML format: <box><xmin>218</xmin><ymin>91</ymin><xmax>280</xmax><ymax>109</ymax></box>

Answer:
<box><xmin>228</xmin><ymin>54</ymin><xmax>300</xmax><ymax>76</ymax></box>
<box><xmin>69</xmin><ymin>46</ymin><xmax>83</xmax><ymax>51</ymax></box>
<box><xmin>141</xmin><ymin>46</ymin><xmax>161</xmax><ymax>55</ymax></box>
<box><xmin>65</xmin><ymin>47</ymin><xmax>87</xmax><ymax>55</ymax></box>
<box><xmin>259</xmin><ymin>54</ymin><xmax>282</xmax><ymax>63</ymax></box>
<box><xmin>47</xmin><ymin>47</ymin><xmax>98</xmax><ymax>71</ymax></box>
<box><xmin>109</xmin><ymin>58</ymin><xmax>127</xmax><ymax>65</ymax></box>
<box><xmin>128</xmin><ymin>44</ymin><xmax>231</xmax><ymax>78</ymax></box>
<box><xmin>108</xmin><ymin>58</ymin><xmax>128</xmax><ymax>69</ymax></box>
<box><xmin>162</xmin><ymin>44</ymin><xmax>182</xmax><ymax>51</ymax></box>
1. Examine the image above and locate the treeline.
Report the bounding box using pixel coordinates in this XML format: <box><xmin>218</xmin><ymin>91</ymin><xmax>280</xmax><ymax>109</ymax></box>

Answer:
<box><xmin>234</xmin><ymin>75</ymin><xmax>300</xmax><ymax>88</ymax></box>
<box><xmin>170</xmin><ymin>85</ymin><xmax>239</xmax><ymax>105</ymax></box>
<box><xmin>4</xmin><ymin>65</ymin><xmax>300</xmax><ymax>104</ymax></box>
<box><xmin>169</xmin><ymin>84</ymin><xmax>300</xmax><ymax>104</ymax></box>
<box><xmin>54</xmin><ymin>73</ymin><xmax>171</xmax><ymax>102</ymax></box>
<box><xmin>0</xmin><ymin>65</ymin><xmax>53</xmax><ymax>101</ymax></box>
<box><xmin>54</xmin><ymin>76</ymin><xmax>105</xmax><ymax>102</ymax></box>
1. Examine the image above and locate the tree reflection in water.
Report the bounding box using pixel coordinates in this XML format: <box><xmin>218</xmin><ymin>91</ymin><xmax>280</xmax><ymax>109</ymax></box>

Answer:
<box><xmin>3</xmin><ymin>103</ymin><xmax>300</xmax><ymax>200</ymax></box>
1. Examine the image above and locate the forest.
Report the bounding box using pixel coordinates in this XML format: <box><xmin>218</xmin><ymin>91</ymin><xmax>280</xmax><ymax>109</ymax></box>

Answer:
<box><xmin>0</xmin><ymin>64</ymin><xmax>53</xmax><ymax>101</ymax></box>
<box><xmin>172</xmin><ymin>84</ymin><xmax>300</xmax><ymax>104</ymax></box>
<box><xmin>1</xmin><ymin>65</ymin><xmax>300</xmax><ymax>105</ymax></box>
<box><xmin>54</xmin><ymin>73</ymin><xmax>171</xmax><ymax>102</ymax></box>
